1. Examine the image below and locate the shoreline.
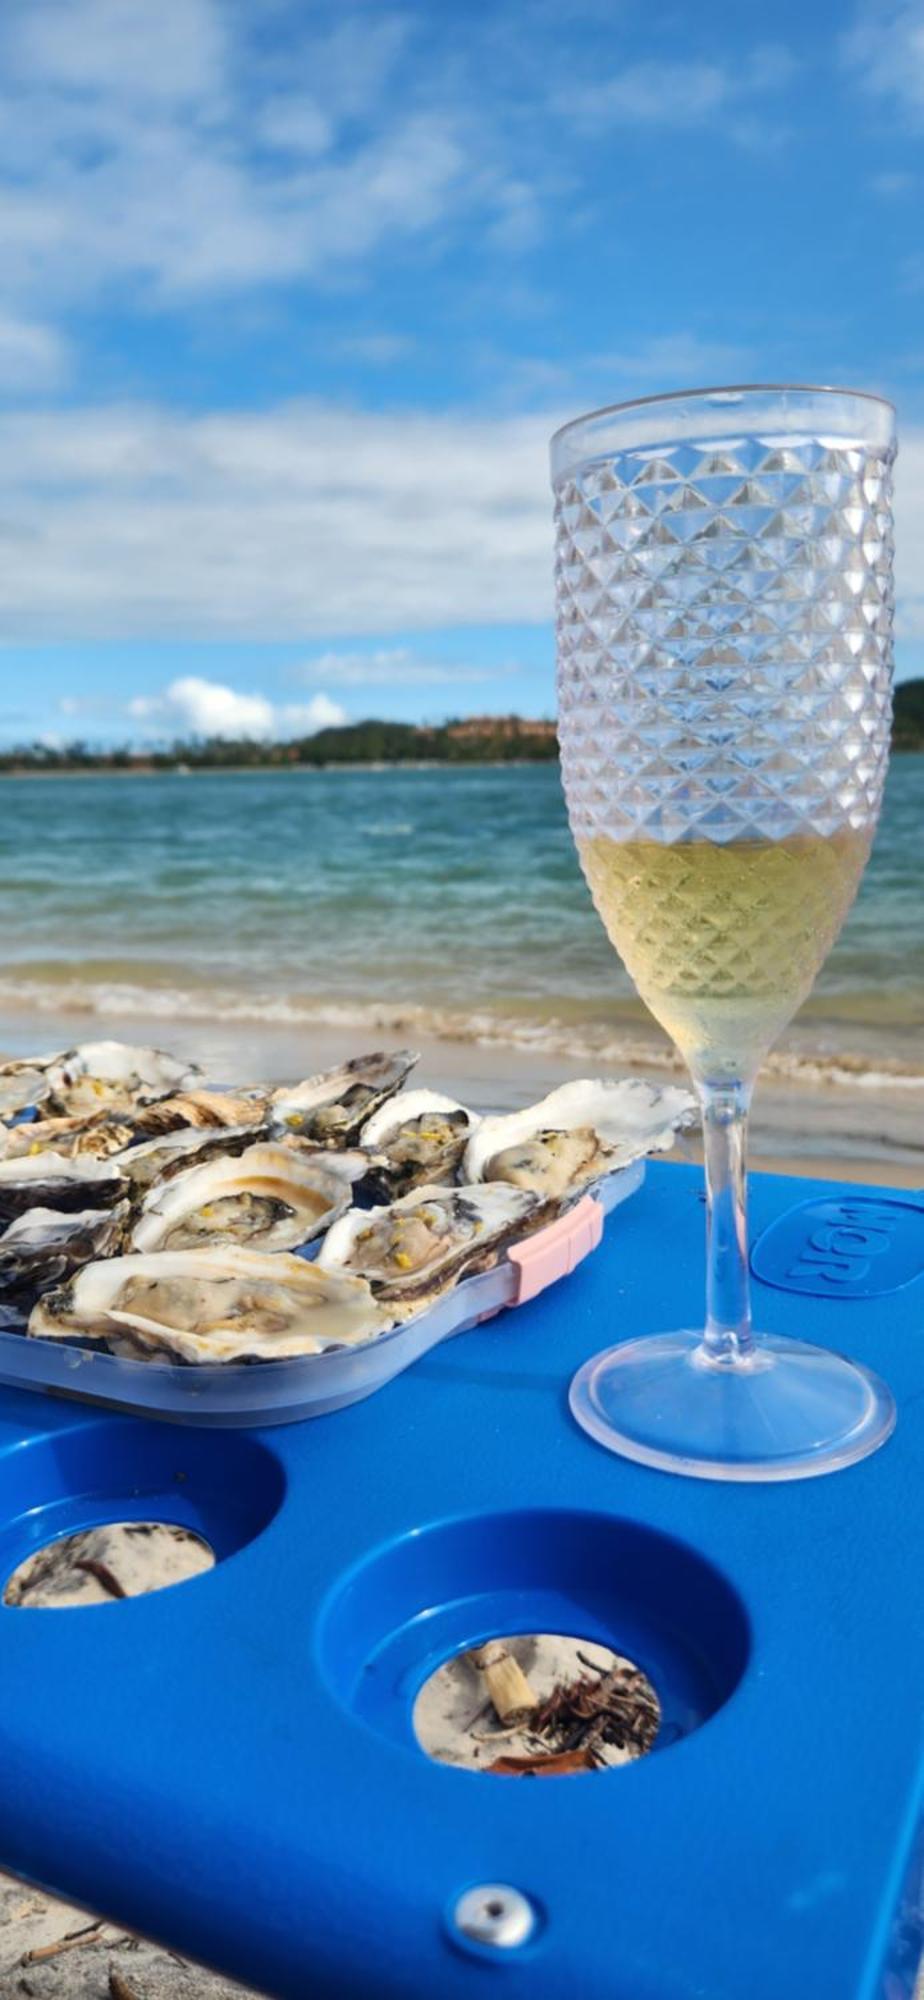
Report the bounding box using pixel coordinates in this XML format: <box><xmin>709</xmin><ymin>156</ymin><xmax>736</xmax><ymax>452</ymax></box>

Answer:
<box><xmin>2</xmin><ymin>1006</ymin><xmax>920</xmax><ymax>1187</ymax></box>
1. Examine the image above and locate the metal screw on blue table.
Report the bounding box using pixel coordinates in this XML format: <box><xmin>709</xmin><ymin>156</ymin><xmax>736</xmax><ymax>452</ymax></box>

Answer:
<box><xmin>450</xmin><ymin>1884</ymin><xmax>537</xmax><ymax>1950</ymax></box>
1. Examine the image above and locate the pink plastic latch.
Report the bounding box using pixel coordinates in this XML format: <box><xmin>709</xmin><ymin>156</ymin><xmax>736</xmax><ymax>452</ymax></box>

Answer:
<box><xmin>507</xmin><ymin>1194</ymin><xmax>605</xmax><ymax>1306</ymax></box>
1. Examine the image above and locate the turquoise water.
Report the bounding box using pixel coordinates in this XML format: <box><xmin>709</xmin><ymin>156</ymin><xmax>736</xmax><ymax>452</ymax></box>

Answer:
<box><xmin>0</xmin><ymin>759</ymin><xmax>921</xmax><ymax>1079</ymax></box>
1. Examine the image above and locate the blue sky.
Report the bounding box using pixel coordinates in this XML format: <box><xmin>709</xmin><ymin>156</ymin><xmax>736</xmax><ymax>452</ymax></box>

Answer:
<box><xmin>0</xmin><ymin>0</ymin><xmax>922</xmax><ymax>745</ymax></box>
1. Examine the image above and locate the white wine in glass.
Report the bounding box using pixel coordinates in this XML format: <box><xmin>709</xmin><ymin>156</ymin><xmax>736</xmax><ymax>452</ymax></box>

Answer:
<box><xmin>553</xmin><ymin>385</ymin><xmax>897</xmax><ymax>1481</ymax></box>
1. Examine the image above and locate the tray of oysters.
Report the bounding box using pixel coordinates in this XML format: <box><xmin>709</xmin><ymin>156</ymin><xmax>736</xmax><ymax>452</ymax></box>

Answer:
<box><xmin>0</xmin><ymin>1041</ymin><xmax>693</xmax><ymax>1425</ymax></box>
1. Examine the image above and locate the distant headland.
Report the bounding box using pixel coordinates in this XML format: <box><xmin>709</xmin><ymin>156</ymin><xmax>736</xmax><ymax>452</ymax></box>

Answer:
<box><xmin>1</xmin><ymin>683</ymin><xmax>922</xmax><ymax>774</ymax></box>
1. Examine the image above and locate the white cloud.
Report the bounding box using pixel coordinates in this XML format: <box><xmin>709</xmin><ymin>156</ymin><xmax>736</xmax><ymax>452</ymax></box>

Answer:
<box><xmin>0</xmin><ymin>0</ymin><xmax>518</xmax><ymax>312</ymax></box>
<box><xmin>0</xmin><ymin>397</ymin><xmax>920</xmax><ymax>649</ymax></box>
<box><xmin>0</xmin><ymin>312</ymin><xmax>69</xmax><ymax>390</ymax></box>
<box><xmin>0</xmin><ymin>400</ymin><xmax>552</xmax><ymax>639</ymax></box>
<box><xmin>843</xmin><ymin>2</ymin><xmax>924</xmax><ymax>116</ymax></box>
<box><xmin>565</xmin><ymin>43</ymin><xmax>796</xmax><ymax>132</ymax></box>
<box><xmin>279</xmin><ymin>694</ymin><xmax>348</xmax><ymax>731</ymax></box>
<box><xmin>870</xmin><ymin>169</ymin><xmax>915</xmax><ymax>194</ymax></box>
<box><xmin>127</xmin><ymin>676</ymin><xmax>346</xmax><ymax>739</ymax></box>
<box><xmin>294</xmin><ymin>648</ymin><xmax>510</xmax><ymax>687</ymax></box>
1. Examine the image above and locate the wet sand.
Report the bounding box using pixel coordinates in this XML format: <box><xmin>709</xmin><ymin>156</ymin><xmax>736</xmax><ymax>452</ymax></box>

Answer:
<box><xmin>2</xmin><ymin>1009</ymin><xmax>918</xmax><ymax>1187</ymax></box>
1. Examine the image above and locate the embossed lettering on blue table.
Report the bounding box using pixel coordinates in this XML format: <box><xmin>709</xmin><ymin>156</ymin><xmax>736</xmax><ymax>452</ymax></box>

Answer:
<box><xmin>751</xmin><ymin>1196</ymin><xmax>924</xmax><ymax>1299</ymax></box>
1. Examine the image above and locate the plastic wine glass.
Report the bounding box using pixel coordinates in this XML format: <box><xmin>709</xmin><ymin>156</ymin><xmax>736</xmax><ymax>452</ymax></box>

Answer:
<box><xmin>553</xmin><ymin>385</ymin><xmax>897</xmax><ymax>1480</ymax></box>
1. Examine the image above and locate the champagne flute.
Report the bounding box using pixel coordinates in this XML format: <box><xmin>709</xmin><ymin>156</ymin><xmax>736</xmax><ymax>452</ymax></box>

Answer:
<box><xmin>553</xmin><ymin>385</ymin><xmax>897</xmax><ymax>1481</ymax></box>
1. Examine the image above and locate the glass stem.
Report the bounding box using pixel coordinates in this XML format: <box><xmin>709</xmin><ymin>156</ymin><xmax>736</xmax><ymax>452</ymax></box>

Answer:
<box><xmin>697</xmin><ymin>1079</ymin><xmax>755</xmax><ymax>1365</ymax></box>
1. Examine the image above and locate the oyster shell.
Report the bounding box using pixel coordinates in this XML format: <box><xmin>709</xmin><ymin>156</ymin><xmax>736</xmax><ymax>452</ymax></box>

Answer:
<box><xmin>130</xmin><ymin>1143</ymin><xmax>353</xmax><ymax>1254</ymax></box>
<box><xmin>118</xmin><ymin>1122</ymin><xmax>268</xmax><ymax>1195</ymax></box>
<box><xmin>358</xmin><ymin>1090</ymin><xmax>479</xmax><ymax>1197</ymax></box>
<box><xmin>317</xmin><ymin>1181</ymin><xmax>539</xmax><ymax>1308</ymax></box>
<box><xmin>0</xmin><ymin>1111</ymin><xmax>138</xmax><ymax>1161</ymax></box>
<box><xmin>29</xmin><ymin>1247</ymin><xmax>392</xmax><ymax>1363</ymax></box>
<box><xmin>42</xmin><ymin>1041</ymin><xmax>201</xmax><ymax>1119</ymax></box>
<box><xmin>0</xmin><ymin>1201</ymin><xmax>130</xmax><ymax>1299</ymax></box>
<box><xmin>0</xmin><ymin>1054</ymin><xmax>63</xmax><ymax>1122</ymax></box>
<box><xmin>272</xmin><ymin>1049</ymin><xmax>417</xmax><ymax>1146</ymax></box>
<box><xmin>462</xmin><ymin>1078</ymin><xmax>695</xmax><ymax>1202</ymax></box>
<box><xmin>129</xmin><ymin>1089</ymin><xmax>268</xmax><ymax>1137</ymax></box>
<box><xmin>0</xmin><ymin>1151</ymin><xmax>126</xmax><ymax>1221</ymax></box>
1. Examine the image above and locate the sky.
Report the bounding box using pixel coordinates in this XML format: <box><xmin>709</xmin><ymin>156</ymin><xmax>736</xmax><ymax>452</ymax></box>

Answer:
<box><xmin>0</xmin><ymin>0</ymin><xmax>922</xmax><ymax>747</ymax></box>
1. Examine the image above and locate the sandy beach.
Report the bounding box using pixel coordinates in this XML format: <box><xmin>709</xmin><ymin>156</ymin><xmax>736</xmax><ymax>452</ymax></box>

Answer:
<box><xmin>1</xmin><ymin>1005</ymin><xmax>919</xmax><ymax>1188</ymax></box>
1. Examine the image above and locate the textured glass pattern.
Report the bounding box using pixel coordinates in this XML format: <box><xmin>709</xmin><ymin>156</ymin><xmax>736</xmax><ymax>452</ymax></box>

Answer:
<box><xmin>555</xmin><ymin>433</ymin><xmax>895</xmax><ymax>846</ymax></box>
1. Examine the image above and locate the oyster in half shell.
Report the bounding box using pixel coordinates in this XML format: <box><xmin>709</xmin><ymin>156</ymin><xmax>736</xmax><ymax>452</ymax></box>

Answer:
<box><xmin>130</xmin><ymin>1143</ymin><xmax>353</xmax><ymax>1254</ymax></box>
<box><xmin>0</xmin><ymin>1151</ymin><xmax>126</xmax><ymax>1221</ymax></box>
<box><xmin>317</xmin><ymin>1181</ymin><xmax>539</xmax><ymax>1309</ymax></box>
<box><xmin>0</xmin><ymin>1054</ymin><xmax>63</xmax><ymax>1122</ymax></box>
<box><xmin>272</xmin><ymin>1050</ymin><xmax>417</xmax><ymax>1146</ymax></box>
<box><xmin>358</xmin><ymin>1090</ymin><xmax>479</xmax><ymax>1197</ymax></box>
<box><xmin>462</xmin><ymin>1078</ymin><xmax>695</xmax><ymax>1202</ymax></box>
<box><xmin>0</xmin><ymin>1112</ymin><xmax>138</xmax><ymax>1161</ymax></box>
<box><xmin>29</xmin><ymin>1247</ymin><xmax>392</xmax><ymax>1362</ymax></box>
<box><xmin>0</xmin><ymin>1201</ymin><xmax>130</xmax><ymax>1299</ymax></box>
<box><xmin>42</xmin><ymin>1042</ymin><xmax>201</xmax><ymax>1119</ymax></box>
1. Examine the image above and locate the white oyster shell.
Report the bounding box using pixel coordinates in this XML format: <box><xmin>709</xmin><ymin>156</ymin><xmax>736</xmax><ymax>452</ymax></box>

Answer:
<box><xmin>272</xmin><ymin>1049</ymin><xmax>417</xmax><ymax>1144</ymax></box>
<box><xmin>0</xmin><ymin>1150</ymin><xmax>126</xmax><ymax>1219</ymax></box>
<box><xmin>462</xmin><ymin>1077</ymin><xmax>695</xmax><ymax>1201</ymax></box>
<box><xmin>130</xmin><ymin>1142</ymin><xmax>353</xmax><ymax>1255</ymax></box>
<box><xmin>0</xmin><ymin>1202</ymin><xmax>129</xmax><ymax>1295</ymax></box>
<box><xmin>29</xmin><ymin>1246</ymin><xmax>392</xmax><ymax>1363</ymax></box>
<box><xmin>317</xmin><ymin>1180</ymin><xmax>539</xmax><ymax>1308</ymax></box>
<box><xmin>43</xmin><ymin>1041</ymin><xmax>201</xmax><ymax>1119</ymax></box>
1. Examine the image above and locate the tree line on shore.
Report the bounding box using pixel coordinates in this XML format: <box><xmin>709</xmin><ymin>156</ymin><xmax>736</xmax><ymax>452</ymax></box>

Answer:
<box><xmin>1</xmin><ymin>682</ymin><xmax>922</xmax><ymax>772</ymax></box>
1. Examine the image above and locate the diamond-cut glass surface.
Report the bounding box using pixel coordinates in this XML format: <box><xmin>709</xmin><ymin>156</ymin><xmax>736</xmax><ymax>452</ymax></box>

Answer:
<box><xmin>555</xmin><ymin>432</ymin><xmax>895</xmax><ymax>845</ymax></box>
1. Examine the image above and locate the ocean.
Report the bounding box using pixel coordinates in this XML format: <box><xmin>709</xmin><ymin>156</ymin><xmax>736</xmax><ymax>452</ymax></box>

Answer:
<box><xmin>0</xmin><ymin>758</ymin><xmax>921</xmax><ymax>1092</ymax></box>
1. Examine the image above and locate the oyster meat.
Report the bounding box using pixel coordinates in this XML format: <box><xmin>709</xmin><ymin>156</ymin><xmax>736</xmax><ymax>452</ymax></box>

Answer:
<box><xmin>462</xmin><ymin>1078</ymin><xmax>695</xmax><ymax>1202</ymax></box>
<box><xmin>42</xmin><ymin>1041</ymin><xmax>201</xmax><ymax>1119</ymax></box>
<box><xmin>0</xmin><ymin>1201</ymin><xmax>129</xmax><ymax>1299</ymax></box>
<box><xmin>0</xmin><ymin>1150</ymin><xmax>126</xmax><ymax>1221</ymax></box>
<box><xmin>358</xmin><ymin>1090</ymin><xmax>479</xmax><ymax>1196</ymax></box>
<box><xmin>0</xmin><ymin>1111</ymin><xmax>138</xmax><ymax>1162</ymax></box>
<box><xmin>317</xmin><ymin>1181</ymin><xmax>539</xmax><ymax>1307</ymax></box>
<box><xmin>130</xmin><ymin>1143</ymin><xmax>353</xmax><ymax>1254</ymax></box>
<box><xmin>272</xmin><ymin>1049</ymin><xmax>417</xmax><ymax>1145</ymax></box>
<box><xmin>29</xmin><ymin>1246</ymin><xmax>392</xmax><ymax>1363</ymax></box>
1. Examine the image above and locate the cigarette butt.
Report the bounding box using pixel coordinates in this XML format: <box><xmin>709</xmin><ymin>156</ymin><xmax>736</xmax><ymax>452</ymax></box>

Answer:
<box><xmin>467</xmin><ymin>1641</ymin><xmax>539</xmax><ymax>1723</ymax></box>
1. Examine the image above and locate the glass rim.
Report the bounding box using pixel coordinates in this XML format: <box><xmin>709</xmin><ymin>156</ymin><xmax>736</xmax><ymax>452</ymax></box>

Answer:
<box><xmin>550</xmin><ymin>382</ymin><xmax>896</xmax><ymax>458</ymax></box>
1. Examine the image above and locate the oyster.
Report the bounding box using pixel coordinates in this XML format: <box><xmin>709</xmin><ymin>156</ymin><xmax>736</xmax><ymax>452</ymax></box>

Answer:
<box><xmin>0</xmin><ymin>1054</ymin><xmax>62</xmax><ymax>1122</ymax></box>
<box><xmin>129</xmin><ymin>1089</ymin><xmax>267</xmax><ymax>1137</ymax></box>
<box><xmin>0</xmin><ymin>1201</ymin><xmax>129</xmax><ymax>1299</ymax></box>
<box><xmin>317</xmin><ymin>1182</ymin><xmax>539</xmax><ymax>1308</ymax></box>
<box><xmin>462</xmin><ymin>1078</ymin><xmax>695</xmax><ymax>1202</ymax></box>
<box><xmin>0</xmin><ymin>1111</ymin><xmax>138</xmax><ymax>1162</ymax></box>
<box><xmin>42</xmin><ymin>1041</ymin><xmax>201</xmax><ymax>1119</ymax></box>
<box><xmin>0</xmin><ymin>1151</ymin><xmax>126</xmax><ymax>1222</ymax></box>
<box><xmin>29</xmin><ymin>1247</ymin><xmax>392</xmax><ymax>1363</ymax></box>
<box><xmin>118</xmin><ymin>1122</ymin><xmax>268</xmax><ymax>1195</ymax></box>
<box><xmin>358</xmin><ymin>1091</ymin><xmax>479</xmax><ymax>1197</ymax></box>
<box><xmin>272</xmin><ymin>1049</ymin><xmax>417</xmax><ymax>1146</ymax></box>
<box><xmin>130</xmin><ymin>1143</ymin><xmax>353</xmax><ymax>1254</ymax></box>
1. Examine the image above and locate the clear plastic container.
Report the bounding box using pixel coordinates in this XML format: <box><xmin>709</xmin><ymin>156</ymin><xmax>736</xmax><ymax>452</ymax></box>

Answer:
<box><xmin>0</xmin><ymin>1164</ymin><xmax>643</xmax><ymax>1426</ymax></box>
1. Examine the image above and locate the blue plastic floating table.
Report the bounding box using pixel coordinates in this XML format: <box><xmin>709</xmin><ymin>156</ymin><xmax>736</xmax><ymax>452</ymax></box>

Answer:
<box><xmin>0</xmin><ymin>1161</ymin><xmax>921</xmax><ymax>2000</ymax></box>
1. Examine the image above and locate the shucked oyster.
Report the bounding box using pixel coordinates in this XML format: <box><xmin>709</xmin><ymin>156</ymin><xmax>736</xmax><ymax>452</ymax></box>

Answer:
<box><xmin>317</xmin><ymin>1182</ymin><xmax>539</xmax><ymax>1309</ymax></box>
<box><xmin>0</xmin><ymin>1151</ymin><xmax>126</xmax><ymax>1222</ymax></box>
<box><xmin>462</xmin><ymin>1078</ymin><xmax>695</xmax><ymax>1202</ymax></box>
<box><xmin>41</xmin><ymin>1042</ymin><xmax>201</xmax><ymax>1119</ymax></box>
<box><xmin>358</xmin><ymin>1091</ymin><xmax>479</xmax><ymax>1197</ymax></box>
<box><xmin>118</xmin><ymin>1122</ymin><xmax>268</xmax><ymax>1195</ymax></box>
<box><xmin>130</xmin><ymin>1143</ymin><xmax>354</xmax><ymax>1255</ymax></box>
<box><xmin>0</xmin><ymin>1202</ymin><xmax>130</xmax><ymax>1300</ymax></box>
<box><xmin>0</xmin><ymin>1111</ymin><xmax>138</xmax><ymax>1162</ymax></box>
<box><xmin>29</xmin><ymin>1247</ymin><xmax>392</xmax><ymax>1363</ymax></box>
<box><xmin>272</xmin><ymin>1050</ymin><xmax>417</xmax><ymax>1146</ymax></box>
<box><xmin>0</xmin><ymin>1054</ymin><xmax>64</xmax><ymax>1122</ymax></box>
<box><xmin>128</xmin><ymin>1089</ymin><xmax>268</xmax><ymax>1138</ymax></box>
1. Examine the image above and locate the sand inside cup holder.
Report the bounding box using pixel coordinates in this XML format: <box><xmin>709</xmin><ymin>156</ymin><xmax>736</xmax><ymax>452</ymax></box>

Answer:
<box><xmin>4</xmin><ymin>1522</ymin><xmax>215</xmax><ymax>1609</ymax></box>
<box><xmin>413</xmin><ymin>1631</ymin><xmax>661</xmax><ymax>1775</ymax></box>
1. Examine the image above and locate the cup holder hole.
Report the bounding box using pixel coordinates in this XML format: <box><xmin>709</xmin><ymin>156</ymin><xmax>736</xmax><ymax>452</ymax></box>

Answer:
<box><xmin>413</xmin><ymin>1631</ymin><xmax>661</xmax><ymax>1776</ymax></box>
<box><xmin>4</xmin><ymin>1522</ymin><xmax>215</xmax><ymax>1609</ymax></box>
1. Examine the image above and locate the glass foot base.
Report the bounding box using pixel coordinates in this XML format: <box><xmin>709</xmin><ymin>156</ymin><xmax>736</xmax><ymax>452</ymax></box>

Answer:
<box><xmin>569</xmin><ymin>1332</ymin><xmax>896</xmax><ymax>1482</ymax></box>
